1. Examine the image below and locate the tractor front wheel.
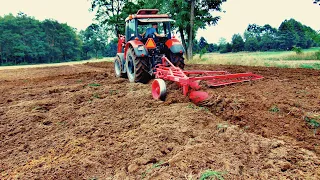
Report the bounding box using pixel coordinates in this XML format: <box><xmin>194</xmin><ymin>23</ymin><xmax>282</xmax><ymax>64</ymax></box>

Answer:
<box><xmin>114</xmin><ymin>56</ymin><xmax>126</xmax><ymax>78</ymax></box>
<box><xmin>126</xmin><ymin>48</ymin><xmax>151</xmax><ymax>84</ymax></box>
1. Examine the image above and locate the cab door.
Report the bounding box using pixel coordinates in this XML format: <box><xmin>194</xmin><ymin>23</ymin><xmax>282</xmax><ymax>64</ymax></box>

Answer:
<box><xmin>125</xmin><ymin>19</ymin><xmax>137</xmax><ymax>42</ymax></box>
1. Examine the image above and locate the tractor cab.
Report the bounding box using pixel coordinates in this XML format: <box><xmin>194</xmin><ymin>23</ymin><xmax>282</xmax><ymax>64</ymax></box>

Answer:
<box><xmin>125</xmin><ymin>9</ymin><xmax>174</xmax><ymax>43</ymax></box>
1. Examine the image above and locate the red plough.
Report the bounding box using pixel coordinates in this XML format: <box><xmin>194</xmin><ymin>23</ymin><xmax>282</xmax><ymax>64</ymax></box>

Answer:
<box><xmin>151</xmin><ymin>56</ymin><xmax>263</xmax><ymax>104</ymax></box>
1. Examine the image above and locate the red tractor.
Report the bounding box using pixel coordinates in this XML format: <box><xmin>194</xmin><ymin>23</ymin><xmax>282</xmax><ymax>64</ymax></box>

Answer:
<box><xmin>114</xmin><ymin>9</ymin><xmax>185</xmax><ymax>84</ymax></box>
<box><xmin>114</xmin><ymin>9</ymin><xmax>263</xmax><ymax>103</ymax></box>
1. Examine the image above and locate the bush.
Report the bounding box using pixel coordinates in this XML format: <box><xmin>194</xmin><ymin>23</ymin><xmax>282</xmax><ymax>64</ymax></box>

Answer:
<box><xmin>292</xmin><ymin>46</ymin><xmax>303</xmax><ymax>55</ymax></box>
<box><xmin>199</xmin><ymin>48</ymin><xmax>207</xmax><ymax>59</ymax></box>
<box><xmin>1</xmin><ymin>62</ymin><xmax>15</xmax><ymax>66</ymax></box>
<box><xmin>18</xmin><ymin>62</ymin><xmax>29</xmax><ymax>65</ymax></box>
<box><xmin>315</xmin><ymin>50</ymin><xmax>320</xmax><ymax>60</ymax></box>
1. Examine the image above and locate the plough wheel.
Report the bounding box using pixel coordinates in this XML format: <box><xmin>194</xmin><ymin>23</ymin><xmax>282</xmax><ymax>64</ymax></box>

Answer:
<box><xmin>151</xmin><ymin>79</ymin><xmax>166</xmax><ymax>101</ymax></box>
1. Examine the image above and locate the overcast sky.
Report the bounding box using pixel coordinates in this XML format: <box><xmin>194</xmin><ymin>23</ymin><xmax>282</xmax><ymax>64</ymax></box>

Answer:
<box><xmin>0</xmin><ymin>0</ymin><xmax>319</xmax><ymax>44</ymax></box>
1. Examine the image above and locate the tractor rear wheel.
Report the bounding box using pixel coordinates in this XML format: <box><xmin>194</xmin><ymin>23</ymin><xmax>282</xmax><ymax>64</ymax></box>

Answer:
<box><xmin>126</xmin><ymin>48</ymin><xmax>151</xmax><ymax>84</ymax></box>
<box><xmin>170</xmin><ymin>53</ymin><xmax>185</xmax><ymax>69</ymax></box>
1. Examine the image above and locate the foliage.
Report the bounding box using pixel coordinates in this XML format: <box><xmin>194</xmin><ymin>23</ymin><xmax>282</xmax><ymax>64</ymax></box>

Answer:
<box><xmin>188</xmin><ymin>48</ymin><xmax>320</xmax><ymax>70</ymax></box>
<box><xmin>231</xmin><ymin>34</ymin><xmax>244</xmax><ymax>52</ymax></box>
<box><xmin>305</xmin><ymin>116</ymin><xmax>320</xmax><ymax>128</ymax></box>
<box><xmin>244</xmin><ymin>37</ymin><xmax>259</xmax><ymax>51</ymax></box>
<box><xmin>305</xmin><ymin>115</ymin><xmax>320</xmax><ymax>135</ymax></box>
<box><xmin>141</xmin><ymin>161</ymin><xmax>166</xmax><ymax>178</ymax></box>
<box><xmin>88</xmin><ymin>83</ymin><xmax>101</xmax><ymax>87</ymax></box>
<box><xmin>240</xmin><ymin>20</ymin><xmax>318</xmax><ymax>52</ymax></box>
<box><xmin>292</xmin><ymin>46</ymin><xmax>303</xmax><ymax>54</ymax></box>
<box><xmin>90</xmin><ymin>0</ymin><xmax>227</xmax><ymax>60</ymax></box>
<box><xmin>219</xmin><ymin>43</ymin><xmax>232</xmax><ymax>53</ymax></box>
<box><xmin>315</xmin><ymin>51</ymin><xmax>320</xmax><ymax>60</ymax></box>
<box><xmin>193</xmin><ymin>37</ymin><xmax>211</xmax><ymax>58</ymax></box>
<box><xmin>0</xmin><ymin>13</ymin><xmax>81</xmax><ymax>65</ymax></box>
<box><xmin>79</xmin><ymin>24</ymin><xmax>112</xmax><ymax>59</ymax></box>
<box><xmin>299</xmin><ymin>63</ymin><xmax>320</xmax><ymax>70</ymax></box>
<box><xmin>199</xmin><ymin>170</ymin><xmax>226</xmax><ymax>180</ymax></box>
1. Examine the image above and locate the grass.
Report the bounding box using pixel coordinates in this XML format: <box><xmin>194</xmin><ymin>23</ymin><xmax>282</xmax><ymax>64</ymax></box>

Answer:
<box><xmin>304</xmin><ymin>113</ymin><xmax>320</xmax><ymax>135</ymax></box>
<box><xmin>188</xmin><ymin>47</ymin><xmax>320</xmax><ymax>69</ymax></box>
<box><xmin>108</xmin><ymin>89</ymin><xmax>119</xmax><ymax>95</ymax></box>
<box><xmin>269</xmin><ymin>105</ymin><xmax>280</xmax><ymax>113</ymax></box>
<box><xmin>87</xmin><ymin>83</ymin><xmax>101</xmax><ymax>87</ymax></box>
<box><xmin>299</xmin><ymin>63</ymin><xmax>320</xmax><ymax>69</ymax></box>
<box><xmin>0</xmin><ymin>57</ymin><xmax>113</xmax><ymax>70</ymax></box>
<box><xmin>88</xmin><ymin>177</ymin><xmax>98</xmax><ymax>180</ymax></box>
<box><xmin>199</xmin><ymin>170</ymin><xmax>226</xmax><ymax>180</ymax></box>
<box><xmin>141</xmin><ymin>161</ymin><xmax>166</xmax><ymax>179</ymax></box>
<box><xmin>216</xmin><ymin>123</ymin><xmax>229</xmax><ymax>130</ymax></box>
<box><xmin>92</xmin><ymin>93</ymin><xmax>100</xmax><ymax>99</ymax></box>
<box><xmin>187</xmin><ymin>103</ymin><xmax>209</xmax><ymax>112</ymax></box>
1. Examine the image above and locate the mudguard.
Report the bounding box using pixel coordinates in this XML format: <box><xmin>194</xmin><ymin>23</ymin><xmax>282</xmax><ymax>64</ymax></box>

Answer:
<box><xmin>165</xmin><ymin>38</ymin><xmax>185</xmax><ymax>54</ymax></box>
<box><xmin>116</xmin><ymin>53</ymin><xmax>126</xmax><ymax>74</ymax></box>
<box><xmin>124</xmin><ymin>40</ymin><xmax>148</xmax><ymax>58</ymax></box>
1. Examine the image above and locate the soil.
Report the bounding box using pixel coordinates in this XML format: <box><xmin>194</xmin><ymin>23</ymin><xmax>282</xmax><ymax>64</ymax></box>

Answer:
<box><xmin>1</xmin><ymin>62</ymin><xmax>320</xmax><ymax>179</ymax></box>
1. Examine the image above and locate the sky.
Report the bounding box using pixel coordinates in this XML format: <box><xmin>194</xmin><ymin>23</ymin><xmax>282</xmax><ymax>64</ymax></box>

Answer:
<box><xmin>0</xmin><ymin>0</ymin><xmax>319</xmax><ymax>44</ymax></box>
<box><xmin>0</xmin><ymin>0</ymin><xmax>96</xmax><ymax>31</ymax></box>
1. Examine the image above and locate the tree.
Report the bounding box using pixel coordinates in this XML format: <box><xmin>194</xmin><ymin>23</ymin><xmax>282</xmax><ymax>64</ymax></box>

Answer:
<box><xmin>207</xmin><ymin>43</ymin><xmax>218</xmax><ymax>52</ymax></box>
<box><xmin>241</xmin><ymin>20</ymin><xmax>317</xmax><ymax>51</ymax></box>
<box><xmin>244</xmin><ymin>37</ymin><xmax>259</xmax><ymax>51</ymax></box>
<box><xmin>277</xmin><ymin>19</ymin><xmax>317</xmax><ymax>50</ymax></box>
<box><xmin>218</xmin><ymin>37</ymin><xmax>226</xmax><ymax>46</ymax></box>
<box><xmin>169</xmin><ymin>0</ymin><xmax>226</xmax><ymax>60</ymax></box>
<box><xmin>90</xmin><ymin>0</ymin><xmax>143</xmax><ymax>37</ymax></box>
<box><xmin>80</xmin><ymin>24</ymin><xmax>108</xmax><ymax>59</ymax></box>
<box><xmin>188</xmin><ymin>0</ymin><xmax>195</xmax><ymax>61</ymax></box>
<box><xmin>104</xmin><ymin>39</ymin><xmax>118</xmax><ymax>57</ymax></box>
<box><xmin>258</xmin><ymin>24</ymin><xmax>278</xmax><ymax>51</ymax></box>
<box><xmin>217</xmin><ymin>37</ymin><xmax>227</xmax><ymax>51</ymax></box>
<box><xmin>199</xmin><ymin>36</ymin><xmax>208</xmax><ymax>49</ymax></box>
<box><xmin>220</xmin><ymin>42</ymin><xmax>232</xmax><ymax>53</ymax></box>
<box><xmin>231</xmin><ymin>34</ymin><xmax>244</xmax><ymax>52</ymax></box>
<box><xmin>42</xmin><ymin>19</ymin><xmax>81</xmax><ymax>62</ymax></box>
<box><xmin>90</xmin><ymin>0</ymin><xmax>227</xmax><ymax>60</ymax></box>
<box><xmin>0</xmin><ymin>13</ymin><xmax>82</xmax><ymax>65</ymax></box>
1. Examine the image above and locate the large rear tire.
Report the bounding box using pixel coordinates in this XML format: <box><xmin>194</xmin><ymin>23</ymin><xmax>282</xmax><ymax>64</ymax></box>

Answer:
<box><xmin>170</xmin><ymin>53</ymin><xmax>185</xmax><ymax>69</ymax></box>
<box><xmin>126</xmin><ymin>48</ymin><xmax>151</xmax><ymax>84</ymax></box>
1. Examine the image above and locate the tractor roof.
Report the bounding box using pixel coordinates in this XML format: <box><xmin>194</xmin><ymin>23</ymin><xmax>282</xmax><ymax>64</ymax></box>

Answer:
<box><xmin>125</xmin><ymin>9</ymin><xmax>172</xmax><ymax>22</ymax></box>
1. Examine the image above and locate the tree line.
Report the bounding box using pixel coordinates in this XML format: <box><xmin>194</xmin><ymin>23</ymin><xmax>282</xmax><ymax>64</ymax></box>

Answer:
<box><xmin>194</xmin><ymin>18</ymin><xmax>319</xmax><ymax>54</ymax></box>
<box><xmin>1</xmin><ymin>7</ymin><xmax>319</xmax><ymax>66</ymax></box>
<box><xmin>0</xmin><ymin>13</ymin><xmax>115</xmax><ymax>66</ymax></box>
<box><xmin>90</xmin><ymin>0</ymin><xmax>320</xmax><ymax>57</ymax></box>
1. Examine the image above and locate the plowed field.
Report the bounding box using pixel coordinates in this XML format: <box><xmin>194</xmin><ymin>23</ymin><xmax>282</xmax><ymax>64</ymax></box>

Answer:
<box><xmin>1</xmin><ymin>62</ymin><xmax>320</xmax><ymax>179</ymax></box>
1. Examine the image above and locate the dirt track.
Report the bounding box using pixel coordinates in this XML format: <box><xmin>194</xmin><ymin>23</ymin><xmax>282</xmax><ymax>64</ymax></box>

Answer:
<box><xmin>1</xmin><ymin>62</ymin><xmax>320</xmax><ymax>179</ymax></box>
